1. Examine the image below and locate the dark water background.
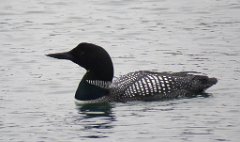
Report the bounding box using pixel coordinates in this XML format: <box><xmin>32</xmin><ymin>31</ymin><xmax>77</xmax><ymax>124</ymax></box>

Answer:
<box><xmin>0</xmin><ymin>0</ymin><xmax>239</xmax><ymax>141</ymax></box>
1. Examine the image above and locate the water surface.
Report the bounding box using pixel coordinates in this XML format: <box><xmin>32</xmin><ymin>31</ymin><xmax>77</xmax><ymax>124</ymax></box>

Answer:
<box><xmin>0</xmin><ymin>0</ymin><xmax>240</xmax><ymax>141</ymax></box>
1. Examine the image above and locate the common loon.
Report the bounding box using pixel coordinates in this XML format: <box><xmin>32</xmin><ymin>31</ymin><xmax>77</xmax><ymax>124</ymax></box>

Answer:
<box><xmin>47</xmin><ymin>42</ymin><xmax>217</xmax><ymax>104</ymax></box>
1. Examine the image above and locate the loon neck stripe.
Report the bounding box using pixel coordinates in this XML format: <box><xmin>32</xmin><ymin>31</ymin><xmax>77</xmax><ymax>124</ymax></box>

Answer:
<box><xmin>86</xmin><ymin>80</ymin><xmax>111</xmax><ymax>89</ymax></box>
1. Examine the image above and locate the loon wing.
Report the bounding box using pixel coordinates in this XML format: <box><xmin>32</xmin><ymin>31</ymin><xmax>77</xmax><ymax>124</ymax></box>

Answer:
<box><xmin>111</xmin><ymin>71</ymin><xmax>217</xmax><ymax>101</ymax></box>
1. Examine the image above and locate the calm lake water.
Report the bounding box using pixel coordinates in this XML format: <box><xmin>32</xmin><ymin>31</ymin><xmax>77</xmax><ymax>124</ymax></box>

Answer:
<box><xmin>1</xmin><ymin>0</ymin><xmax>240</xmax><ymax>141</ymax></box>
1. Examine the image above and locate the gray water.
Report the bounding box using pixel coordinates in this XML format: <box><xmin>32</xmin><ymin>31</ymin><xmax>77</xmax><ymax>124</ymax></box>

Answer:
<box><xmin>0</xmin><ymin>0</ymin><xmax>240</xmax><ymax>141</ymax></box>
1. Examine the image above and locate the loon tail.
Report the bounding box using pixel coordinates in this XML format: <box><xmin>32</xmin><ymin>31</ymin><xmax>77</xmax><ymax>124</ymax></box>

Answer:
<box><xmin>189</xmin><ymin>75</ymin><xmax>218</xmax><ymax>92</ymax></box>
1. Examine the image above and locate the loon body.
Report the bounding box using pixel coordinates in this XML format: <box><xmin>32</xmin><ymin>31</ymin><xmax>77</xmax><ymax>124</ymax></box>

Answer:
<box><xmin>47</xmin><ymin>42</ymin><xmax>217</xmax><ymax>104</ymax></box>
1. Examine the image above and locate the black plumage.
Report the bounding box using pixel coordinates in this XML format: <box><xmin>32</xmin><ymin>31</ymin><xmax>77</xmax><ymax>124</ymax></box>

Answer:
<box><xmin>47</xmin><ymin>42</ymin><xmax>217</xmax><ymax>104</ymax></box>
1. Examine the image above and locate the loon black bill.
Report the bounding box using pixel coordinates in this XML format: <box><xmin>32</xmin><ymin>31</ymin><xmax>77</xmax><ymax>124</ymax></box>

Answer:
<box><xmin>46</xmin><ymin>52</ymin><xmax>73</xmax><ymax>60</ymax></box>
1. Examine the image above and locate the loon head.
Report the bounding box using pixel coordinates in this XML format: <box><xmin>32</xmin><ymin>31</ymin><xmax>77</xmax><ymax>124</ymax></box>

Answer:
<box><xmin>47</xmin><ymin>42</ymin><xmax>114</xmax><ymax>81</ymax></box>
